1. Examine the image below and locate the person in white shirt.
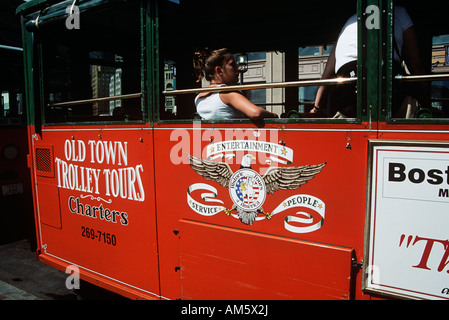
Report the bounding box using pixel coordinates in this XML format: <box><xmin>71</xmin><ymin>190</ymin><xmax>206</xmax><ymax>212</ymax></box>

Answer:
<box><xmin>193</xmin><ymin>48</ymin><xmax>277</xmax><ymax>121</ymax></box>
<box><xmin>312</xmin><ymin>6</ymin><xmax>424</xmax><ymax>117</ymax></box>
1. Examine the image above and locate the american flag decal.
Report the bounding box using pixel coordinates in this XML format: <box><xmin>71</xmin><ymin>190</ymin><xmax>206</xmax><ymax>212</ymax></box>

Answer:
<box><xmin>235</xmin><ymin>176</ymin><xmax>260</xmax><ymax>205</ymax></box>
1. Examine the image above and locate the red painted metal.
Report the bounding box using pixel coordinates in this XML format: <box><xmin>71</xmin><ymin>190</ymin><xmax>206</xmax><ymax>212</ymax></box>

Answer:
<box><xmin>27</xmin><ymin>119</ymin><xmax>449</xmax><ymax>299</ymax></box>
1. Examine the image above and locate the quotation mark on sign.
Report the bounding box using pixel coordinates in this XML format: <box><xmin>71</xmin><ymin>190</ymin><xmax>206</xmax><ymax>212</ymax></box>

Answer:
<box><xmin>398</xmin><ymin>234</ymin><xmax>449</xmax><ymax>273</ymax></box>
<box><xmin>399</xmin><ymin>234</ymin><xmax>415</xmax><ymax>248</ymax></box>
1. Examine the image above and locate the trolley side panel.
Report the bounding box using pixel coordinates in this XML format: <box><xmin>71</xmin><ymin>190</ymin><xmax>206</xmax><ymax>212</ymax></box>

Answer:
<box><xmin>31</xmin><ymin>126</ymin><xmax>160</xmax><ymax>299</ymax></box>
<box><xmin>154</xmin><ymin>123</ymin><xmax>373</xmax><ymax>299</ymax></box>
<box><xmin>179</xmin><ymin>219</ymin><xmax>354</xmax><ymax>300</ymax></box>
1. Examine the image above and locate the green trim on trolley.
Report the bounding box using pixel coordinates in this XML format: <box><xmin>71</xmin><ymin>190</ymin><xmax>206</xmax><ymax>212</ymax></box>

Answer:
<box><xmin>17</xmin><ymin>0</ymin><xmax>449</xmax><ymax>126</ymax></box>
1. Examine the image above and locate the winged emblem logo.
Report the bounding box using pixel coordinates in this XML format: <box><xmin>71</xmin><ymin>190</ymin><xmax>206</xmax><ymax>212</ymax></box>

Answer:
<box><xmin>188</xmin><ymin>153</ymin><xmax>326</xmax><ymax>226</ymax></box>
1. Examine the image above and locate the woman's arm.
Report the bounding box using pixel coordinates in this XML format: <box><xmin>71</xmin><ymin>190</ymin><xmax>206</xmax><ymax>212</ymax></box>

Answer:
<box><xmin>220</xmin><ymin>91</ymin><xmax>278</xmax><ymax>121</ymax></box>
<box><xmin>312</xmin><ymin>45</ymin><xmax>337</xmax><ymax>113</ymax></box>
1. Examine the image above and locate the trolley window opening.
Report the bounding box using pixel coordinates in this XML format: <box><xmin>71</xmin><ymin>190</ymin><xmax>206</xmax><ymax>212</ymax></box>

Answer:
<box><xmin>33</xmin><ymin>1</ymin><xmax>143</xmax><ymax>125</ymax></box>
<box><xmin>388</xmin><ymin>0</ymin><xmax>449</xmax><ymax>122</ymax></box>
<box><xmin>0</xmin><ymin>46</ymin><xmax>26</xmax><ymax>127</ymax></box>
<box><xmin>1</xmin><ymin>91</ymin><xmax>24</xmax><ymax>122</ymax></box>
<box><xmin>157</xmin><ymin>0</ymin><xmax>359</xmax><ymax>123</ymax></box>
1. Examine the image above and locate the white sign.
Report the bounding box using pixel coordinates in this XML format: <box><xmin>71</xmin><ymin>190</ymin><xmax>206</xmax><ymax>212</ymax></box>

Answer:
<box><xmin>365</xmin><ymin>141</ymin><xmax>449</xmax><ymax>300</ymax></box>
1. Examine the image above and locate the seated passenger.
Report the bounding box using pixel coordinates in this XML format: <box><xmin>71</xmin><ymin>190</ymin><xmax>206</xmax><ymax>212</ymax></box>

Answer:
<box><xmin>193</xmin><ymin>48</ymin><xmax>277</xmax><ymax>121</ymax></box>
<box><xmin>312</xmin><ymin>6</ymin><xmax>425</xmax><ymax>118</ymax></box>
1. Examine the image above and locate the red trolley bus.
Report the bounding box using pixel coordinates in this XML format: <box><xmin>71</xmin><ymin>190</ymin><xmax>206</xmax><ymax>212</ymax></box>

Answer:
<box><xmin>17</xmin><ymin>0</ymin><xmax>449</xmax><ymax>300</ymax></box>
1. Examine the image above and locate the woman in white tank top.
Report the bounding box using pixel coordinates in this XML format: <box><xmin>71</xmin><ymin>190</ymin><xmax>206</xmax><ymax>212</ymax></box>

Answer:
<box><xmin>195</xmin><ymin>85</ymin><xmax>246</xmax><ymax>120</ymax></box>
<box><xmin>193</xmin><ymin>48</ymin><xmax>277</xmax><ymax>121</ymax></box>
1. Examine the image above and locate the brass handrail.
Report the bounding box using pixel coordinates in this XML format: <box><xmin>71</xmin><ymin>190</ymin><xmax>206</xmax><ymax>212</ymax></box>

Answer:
<box><xmin>47</xmin><ymin>93</ymin><xmax>142</xmax><ymax>107</ymax></box>
<box><xmin>163</xmin><ymin>77</ymin><xmax>358</xmax><ymax>96</ymax></box>
<box><xmin>394</xmin><ymin>74</ymin><xmax>449</xmax><ymax>82</ymax></box>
